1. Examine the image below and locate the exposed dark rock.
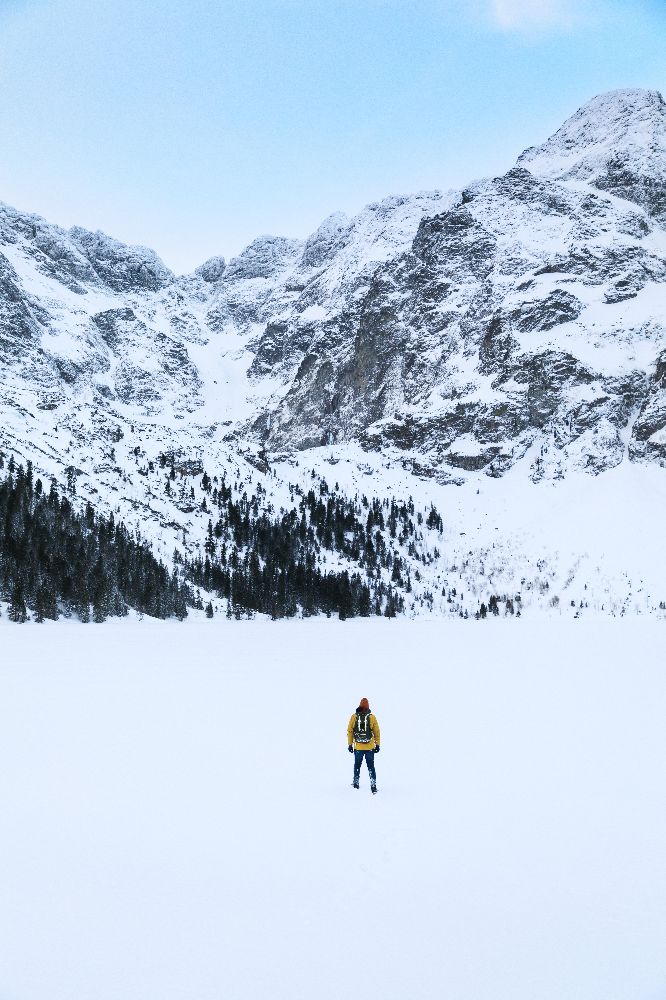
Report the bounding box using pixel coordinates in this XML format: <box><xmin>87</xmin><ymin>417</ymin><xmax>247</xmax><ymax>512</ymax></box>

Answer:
<box><xmin>160</xmin><ymin>450</ymin><xmax>205</xmax><ymax>476</ymax></box>
<box><xmin>595</xmin><ymin>157</ymin><xmax>666</xmax><ymax>222</ymax></box>
<box><xmin>630</xmin><ymin>351</ymin><xmax>666</xmax><ymax>464</ymax></box>
<box><xmin>445</xmin><ymin>444</ymin><xmax>501</xmax><ymax>471</ymax></box>
<box><xmin>604</xmin><ymin>276</ymin><xmax>640</xmax><ymax>304</ymax></box>
<box><xmin>478</xmin><ymin>315</ymin><xmax>520</xmax><ymax>374</ymax></box>
<box><xmin>248</xmin><ymin>319</ymin><xmax>315</xmax><ymax>378</ymax></box>
<box><xmin>195</xmin><ymin>256</ymin><xmax>226</xmax><ymax>282</ymax></box>
<box><xmin>224</xmin><ymin>236</ymin><xmax>302</xmax><ymax>280</ymax></box>
<box><xmin>0</xmin><ymin>253</ymin><xmax>42</xmax><ymax>352</ymax></box>
<box><xmin>93</xmin><ymin>307</ymin><xmax>137</xmax><ymax>349</ymax></box>
<box><xmin>509</xmin><ymin>290</ymin><xmax>583</xmax><ymax>333</ymax></box>
<box><xmin>300</xmin><ymin>213</ymin><xmax>349</xmax><ymax>268</ymax></box>
<box><xmin>69</xmin><ymin>227</ymin><xmax>173</xmax><ymax>292</ymax></box>
<box><xmin>412</xmin><ymin>206</ymin><xmax>497</xmax><ymax>281</ymax></box>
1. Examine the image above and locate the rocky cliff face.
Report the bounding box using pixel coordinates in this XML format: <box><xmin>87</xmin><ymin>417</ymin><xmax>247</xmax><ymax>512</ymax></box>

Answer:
<box><xmin>0</xmin><ymin>88</ymin><xmax>665</xmax><ymax>613</ymax></box>
<box><xmin>258</xmin><ymin>92</ymin><xmax>666</xmax><ymax>483</ymax></box>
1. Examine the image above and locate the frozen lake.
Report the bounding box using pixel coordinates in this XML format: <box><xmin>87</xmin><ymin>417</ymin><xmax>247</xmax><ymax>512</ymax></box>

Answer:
<box><xmin>1</xmin><ymin>618</ymin><xmax>665</xmax><ymax>1000</ymax></box>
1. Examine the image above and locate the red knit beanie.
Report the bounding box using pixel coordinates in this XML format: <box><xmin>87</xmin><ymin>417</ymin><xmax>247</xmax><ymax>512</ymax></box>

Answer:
<box><xmin>359</xmin><ymin>697</ymin><xmax>369</xmax><ymax>710</ymax></box>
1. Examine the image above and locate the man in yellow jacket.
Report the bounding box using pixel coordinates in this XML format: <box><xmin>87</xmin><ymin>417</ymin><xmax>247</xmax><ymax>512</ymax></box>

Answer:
<box><xmin>347</xmin><ymin>697</ymin><xmax>380</xmax><ymax>793</ymax></box>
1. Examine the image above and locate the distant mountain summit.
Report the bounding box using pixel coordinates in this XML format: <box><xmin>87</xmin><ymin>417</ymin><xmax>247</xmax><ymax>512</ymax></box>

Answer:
<box><xmin>518</xmin><ymin>88</ymin><xmax>666</xmax><ymax>220</ymax></box>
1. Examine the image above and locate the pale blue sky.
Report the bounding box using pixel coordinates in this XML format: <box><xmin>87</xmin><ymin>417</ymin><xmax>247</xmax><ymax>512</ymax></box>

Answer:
<box><xmin>0</xmin><ymin>0</ymin><xmax>664</xmax><ymax>273</ymax></box>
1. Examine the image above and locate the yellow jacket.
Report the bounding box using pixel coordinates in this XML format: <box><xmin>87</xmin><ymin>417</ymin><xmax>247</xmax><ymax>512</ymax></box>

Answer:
<box><xmin>347</xmin><ymin>711</ymin><xmax>380</xmax><ymax>751</ymax></box>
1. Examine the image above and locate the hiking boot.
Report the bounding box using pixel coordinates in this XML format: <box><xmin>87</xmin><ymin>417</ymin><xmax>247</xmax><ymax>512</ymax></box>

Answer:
<box><xmin>353</xmin><ymin>781</ymin><xmax>359</xmax><ymax>789</ymax></box>
<box><xmin>371</xmin><ymin>784</ymin><xmax>377</xmax><ymax>795</ymax></box>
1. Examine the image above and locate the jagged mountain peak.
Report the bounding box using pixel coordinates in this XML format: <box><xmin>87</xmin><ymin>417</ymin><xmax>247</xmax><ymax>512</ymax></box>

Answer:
<box><xmin>301</xmin><ymin>212</ymin><xmax>350</xmax><ymax>268</ymax></box>
<box><xmin>223</xmin><ymin>234</ymin><xmax>305</xmax><ymax>281</ymax></box>
<box><xmin>194</xmin><ymin>255</ymin><xmax>226</xmax><ymax>283</ymax></box>
<box><xmin>67</xmin><ymin>226</ymin><xmax>174</xmax><ymax>292</ymax></box>
<box><xmin>583</xmin><ymin>86</ymin><xmax>665</xmax><ymax>115</ymax></box>
<box><xmin>0</xmin><ymin>200</ymin><xmax>175</xmax><ymax>293</ymax></box>
<box><xmin>519</xmin><ymin>88</ymin><xmax>666</xmax><ymax>168</ymax></box>
<box><xmin>518</xmin><ymin>87</ymin><xmax>666</xmax><ymax>219</ymax></box>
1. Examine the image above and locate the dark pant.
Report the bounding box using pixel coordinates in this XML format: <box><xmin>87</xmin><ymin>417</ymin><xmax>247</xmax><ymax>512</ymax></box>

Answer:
<box><xmin>354</xmin><ymin>749</ymin><xmax>376</xmax><ymax>786</ymax></box>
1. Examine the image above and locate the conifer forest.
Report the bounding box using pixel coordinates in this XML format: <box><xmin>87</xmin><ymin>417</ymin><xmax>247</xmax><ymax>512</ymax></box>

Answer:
<box><xmin>0</xmin><ymin>455</ymin><xmax>447</xmax><ymax>622</ymax></box>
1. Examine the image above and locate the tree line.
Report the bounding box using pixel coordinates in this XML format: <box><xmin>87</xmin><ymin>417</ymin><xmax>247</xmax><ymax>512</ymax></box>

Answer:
<box><xmin>0</xmin><ymin>457</ymin><xmax>189</xmax><ymax>622</ymax></box>
<box><xmin>0</xmin><ymin>452</ymin><xmax>445</xmax><ymax>622</ymax></box>
<box><xmin>182</xmin><ymin>471</ymin><xmax>443</xmax><ymax>619</ymax></box>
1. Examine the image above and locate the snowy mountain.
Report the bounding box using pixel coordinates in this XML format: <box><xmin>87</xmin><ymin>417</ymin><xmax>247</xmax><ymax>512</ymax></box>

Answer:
<box><xmin>1</xmin><ymin>88</ymin><xmax>666</xmax><ymax>617</ymax></box>
<box><xmin>518</xmin><ymin>88</ymin><xmax>666</xmax><ymax>221</ymax></box>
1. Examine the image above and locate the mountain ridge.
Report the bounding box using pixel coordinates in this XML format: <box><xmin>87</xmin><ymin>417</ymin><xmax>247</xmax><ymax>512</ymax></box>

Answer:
<box><xmin>1</xmin><ymin>87</ymin><xmax>665</xmax><ymax>617</ymax></box>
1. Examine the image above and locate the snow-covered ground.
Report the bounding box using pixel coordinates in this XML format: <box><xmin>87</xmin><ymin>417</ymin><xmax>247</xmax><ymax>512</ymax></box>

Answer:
<box><xmin>280</xmin><ymin>445</ymin><xmax>666</xmax><ymax>616</ymax></box>
<box><xmin>1</xmin><ymin>619</ymin><xmax>664</xmax><ymax>1000</ymax></box>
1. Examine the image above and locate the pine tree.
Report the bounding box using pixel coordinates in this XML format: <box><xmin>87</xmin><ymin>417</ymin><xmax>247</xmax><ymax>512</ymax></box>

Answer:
<box><xmin>8</xmin><ymin>583</ymin><xmax>27</xmax><ymax>623</ymax></box>
<box><xmin>0</xmin><ymin>463</ymin><xmax>192</xmax><ymax>622</ymax></box>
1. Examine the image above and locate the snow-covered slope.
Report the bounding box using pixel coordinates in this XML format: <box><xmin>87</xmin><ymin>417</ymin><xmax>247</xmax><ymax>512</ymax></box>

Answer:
<box><xmin>1</xmin><ymin>88</ymin><xmax>665</xmax><ymax>616</ymax></box>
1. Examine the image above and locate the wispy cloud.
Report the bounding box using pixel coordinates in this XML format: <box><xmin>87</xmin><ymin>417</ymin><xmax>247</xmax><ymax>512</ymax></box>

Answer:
<box><xmin>489</xmin><ymin>0</ymin><xmax>578</xmax><ymax>31</ymax></box>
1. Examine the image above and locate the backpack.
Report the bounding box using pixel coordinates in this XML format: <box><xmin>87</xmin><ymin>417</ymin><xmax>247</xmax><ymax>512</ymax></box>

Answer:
<box><xmin>353</xmin><ymin>711</ymin><xmax>373</xmax><ymax>744</ymax></box>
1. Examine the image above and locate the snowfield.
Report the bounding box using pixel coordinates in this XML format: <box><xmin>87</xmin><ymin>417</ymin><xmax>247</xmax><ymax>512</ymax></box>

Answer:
<box><xmin>1</xmin><ymin>619</ymin><xmax>665</xmax><ymax>1000</ymax></box>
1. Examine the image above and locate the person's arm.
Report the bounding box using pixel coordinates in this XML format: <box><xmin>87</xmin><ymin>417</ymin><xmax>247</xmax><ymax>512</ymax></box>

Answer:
<box><xmin>347</xmin><ymin>714</ymin><xmax>355</xmax><ymax>748</ymax></box>
<box><xmin>372</xmin><ymin>715</ymin><xmax>380</xmax><ymax>748</ymax></box>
